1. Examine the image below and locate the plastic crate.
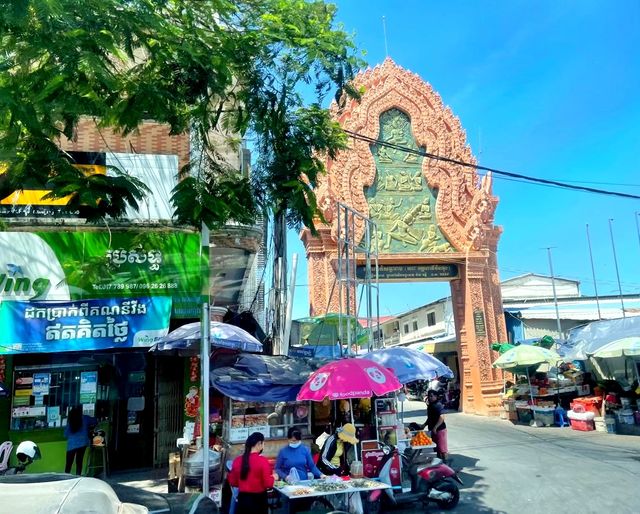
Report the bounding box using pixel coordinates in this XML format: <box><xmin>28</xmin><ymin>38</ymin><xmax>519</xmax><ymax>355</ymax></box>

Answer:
<box><xmin>569</xmin><ymin>418</ymin><xmax>594</xmax><ymax>431</ymax></box>
<box><xmin>516</xmin><ymin>408</ymin><xmax>533</xmax><ymax>424</ymax></box>
<box><xmin>571</xmin><ymin>397</ymin><xmax>602</xmax><ymax>416</ymax></box>
<box><xmin>532</xmin><ymin>409</ymin><xmax>554</xmax><ymax>427</ymax></box>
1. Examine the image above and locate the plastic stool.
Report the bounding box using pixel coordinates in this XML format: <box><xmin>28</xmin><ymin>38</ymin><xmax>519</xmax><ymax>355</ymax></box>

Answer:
<box><xmin>554</xmin><ymin>406</ymin><xmax>569</xmax><ymax>427</ymax></box>
<box><xmin>85</xmin><ymin>444</ymin><xmax>109</xmax><ymax>478</ymax></box>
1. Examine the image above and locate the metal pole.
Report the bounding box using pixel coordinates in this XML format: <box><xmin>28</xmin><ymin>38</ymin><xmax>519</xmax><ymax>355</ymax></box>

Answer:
<box><xmin>282</xmin><ymin>253</ymin><xmax>298</xmax><ymax>356</ymax></box>
<box><xmin>546</xmin><ymin>248</ymin><xmax>563</xmax><ymax>339</ymax></box>
<box><xmin>608</xmin><ymin>219</ymin><xmax>626</xmax><ymax>318</ymax></box>
<box><xmin>337</xmin><ymin>206</ymin><xmax>343</xmax><ymax>354</ymax></box>
<box><xmin>585</xmin><ymin>224</ymin><xmax>602</xmax><ymax>320</ymax></box>
<box><xmin>344</xmin><ymin>208</ymin><xmax>351</xmax><ymax>357</ymax></box>
<box><xmin>201</xmin><ymin>302</ymin><xmax>210</xmax><ymax>495</ymax></box>
<box><xmin>636</xmin><ymin>211</ymin><xmax>640</xmax><ymax>252</ymax></box>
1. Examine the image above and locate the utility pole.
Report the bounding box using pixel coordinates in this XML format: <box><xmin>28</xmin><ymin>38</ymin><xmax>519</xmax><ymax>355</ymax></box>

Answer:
<box><xmin>585</xmin><ymin>224</ymin><xmax>602</xmax><ymax>320</ymax></box>
<box><xmin>635</xmin><ymin>211</ymin><xmax>640</xmax><ymax>252</ymax></box>
<box><xmin>545</xmin><ymin>247</ymin><xmax>563</xmax><ymax>339</ymax></box>
<box><xmin>608</xmin><ymin>219</ymin><xmax>626</xmax><ymax>318</ymax></box>
<box><xmin>271</xmin><ymin>210</ymin><xmax>288</xmax><ymax>355</ymax></box>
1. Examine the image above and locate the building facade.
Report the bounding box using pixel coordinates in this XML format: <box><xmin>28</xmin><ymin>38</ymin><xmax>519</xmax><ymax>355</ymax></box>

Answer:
<box><xmin>0</xmin><ymin>118</ymin><xmax>264</xmax><ymax>473</ymax></box>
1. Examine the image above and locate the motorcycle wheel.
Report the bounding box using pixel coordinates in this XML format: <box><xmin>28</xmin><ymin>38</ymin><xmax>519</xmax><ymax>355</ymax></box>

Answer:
<box><xmin>434</xmin><ymin>480</ymin><xmax>460</xmax><ymax>510</ymax></box>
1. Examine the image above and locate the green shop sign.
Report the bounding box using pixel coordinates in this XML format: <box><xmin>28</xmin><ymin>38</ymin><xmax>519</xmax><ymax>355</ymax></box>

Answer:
<box><xmin>0</xmin><ymin>230</ymin><xmax>205</xmax><ymax>318</ymax></box>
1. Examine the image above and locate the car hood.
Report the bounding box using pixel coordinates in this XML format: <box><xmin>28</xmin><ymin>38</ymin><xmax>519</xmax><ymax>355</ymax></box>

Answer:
<box><xmin>0</xmin><ymin>474</ymin><xmax>148</xmax><ymax>514</ymax></box>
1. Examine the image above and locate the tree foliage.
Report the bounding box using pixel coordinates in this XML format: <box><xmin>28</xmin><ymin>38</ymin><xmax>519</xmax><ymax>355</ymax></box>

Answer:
<box><xmin>0</xmin><ymin>0</ymin><xmax>362</xmax><ymax>227</ymax></box>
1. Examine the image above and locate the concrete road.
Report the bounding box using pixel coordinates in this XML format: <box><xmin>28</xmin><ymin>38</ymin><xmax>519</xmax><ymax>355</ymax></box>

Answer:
<box><xmin>401</xmin><ymin>401</ymin><xmax>640</xmax><ymax>514</ymax></box>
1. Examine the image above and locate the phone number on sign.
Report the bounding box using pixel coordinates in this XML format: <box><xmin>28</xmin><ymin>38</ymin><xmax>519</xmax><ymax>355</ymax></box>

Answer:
<box><xmin>92</xmin><ymin>283</ymin><xmax>179</xmax><ymax>291</ymax></box>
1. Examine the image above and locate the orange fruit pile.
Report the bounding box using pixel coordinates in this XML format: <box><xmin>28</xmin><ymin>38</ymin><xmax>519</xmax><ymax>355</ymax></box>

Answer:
<box><xmin>410</xmin><ymin>432</ymin><xmax>432</xmax><ymax>446</ymax></box>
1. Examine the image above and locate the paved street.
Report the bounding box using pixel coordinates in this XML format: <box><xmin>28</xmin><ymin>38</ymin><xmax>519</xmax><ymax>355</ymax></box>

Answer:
<box><xmin>402</xmin><ymin>401</ymin><xmax>640</xmax><ymax>514</ymax></box>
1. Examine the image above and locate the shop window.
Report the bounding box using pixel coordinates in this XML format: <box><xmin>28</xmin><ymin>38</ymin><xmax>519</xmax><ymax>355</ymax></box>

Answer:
<box><xmin>427</xmin><ymin>312</ymin><xmax>436</xmax><ymax>326</ymax></box>
<box><xmin>11</xmin><ymin>364</ymin><xmax>103</xmax><ymax>431</ymax></box>
<box><xmin>227</xmin><ymin>399</ymin><xmax>312</xmax><ymax>443</ymax></box>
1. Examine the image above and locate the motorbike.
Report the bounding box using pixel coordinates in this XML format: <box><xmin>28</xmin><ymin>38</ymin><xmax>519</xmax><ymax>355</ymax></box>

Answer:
<box><xmin>0</xmin><ymin>441</ymin><xmax>41</xmax><ymax>476</ymax></box>
<box><xmin>368</xmin><ymin>442</ymin><xmax>462</xmax><ymax>511</ymax></box>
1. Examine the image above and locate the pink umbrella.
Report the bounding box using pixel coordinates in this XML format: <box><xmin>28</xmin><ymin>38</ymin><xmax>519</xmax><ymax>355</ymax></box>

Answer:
<box><xmin>297</xmin><ymin>358</ymin><xmax>402</xmax><ymax>401</ymax></box>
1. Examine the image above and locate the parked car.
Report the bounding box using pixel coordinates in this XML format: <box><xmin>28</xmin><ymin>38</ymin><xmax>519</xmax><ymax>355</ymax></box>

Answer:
<box><xmin>0</xmin><ymin>473</ymin><xmax>148</xmax><ymax>514</ymax></box>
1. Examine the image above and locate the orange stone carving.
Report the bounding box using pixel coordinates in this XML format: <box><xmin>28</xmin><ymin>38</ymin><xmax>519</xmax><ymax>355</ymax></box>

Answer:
<box><xmin>301</xmin><ymin>59</ymin><xmax>507</xmax><ymax>415</ymax></box>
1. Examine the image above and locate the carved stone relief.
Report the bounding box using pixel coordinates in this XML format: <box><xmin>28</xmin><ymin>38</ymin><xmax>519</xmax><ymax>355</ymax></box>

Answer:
<box><xmin>300</xmin><ymin>59</ymin><xmax>507</xmax><ymax>415</ymax></box>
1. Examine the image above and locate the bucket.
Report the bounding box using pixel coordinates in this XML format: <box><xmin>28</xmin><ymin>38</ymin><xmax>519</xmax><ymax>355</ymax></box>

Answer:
<box><xmin>605</xmin><ymin>416</ymin><xmax>617</xmax><ymax>434</ymax></box>
<box><xmin>621</xmin><ymin>409</ymin><xmax>635</xmax><ymax>425</ymax></box>
<box><xmin>350</xmin><ymin>460</ymin><xmax>363</xmax><ymax>478</ymax></box>
<box><xmin>594</xmin><ymin>417</ymin><xmax>606</xmax><ymax>432</ymax></box>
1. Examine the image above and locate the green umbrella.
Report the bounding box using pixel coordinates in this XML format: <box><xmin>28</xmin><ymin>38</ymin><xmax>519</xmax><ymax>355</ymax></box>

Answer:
<box><xmin>297</xmin><ymin>313</ymin><xmax>369</xmax><ymax>346</ymax></box>
<box><xmin>493</xmin><ymin>345</ymin><xmax>562</xmax><ymax>370</ymax></box>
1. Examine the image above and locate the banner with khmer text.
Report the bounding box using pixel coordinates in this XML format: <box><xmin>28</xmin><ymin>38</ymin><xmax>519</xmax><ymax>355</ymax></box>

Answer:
<box><xmin>0</xmin><ymin>296</ymin><xmax>171</xmax><ymax>354</ymax></box>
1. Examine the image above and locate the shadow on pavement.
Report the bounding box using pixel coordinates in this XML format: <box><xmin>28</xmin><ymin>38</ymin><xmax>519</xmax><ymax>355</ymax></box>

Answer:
<box><xmin>111</xmin><ymin>483</ymin><xmax>217</xmax><ymax>513</ymax></box>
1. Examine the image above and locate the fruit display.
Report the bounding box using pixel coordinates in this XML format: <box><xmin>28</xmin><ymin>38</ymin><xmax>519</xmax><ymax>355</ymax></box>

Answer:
<box><xmin>410</xmin><ymin>431</ymin><xmax>433</xmax><ymax>446</ymax></box>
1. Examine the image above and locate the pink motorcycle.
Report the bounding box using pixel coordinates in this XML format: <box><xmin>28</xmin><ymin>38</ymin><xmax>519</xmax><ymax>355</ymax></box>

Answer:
<box><xmin>368</xmin><ymin>442</ymin><xmax>461</xmax><ymax>511</ymax></box>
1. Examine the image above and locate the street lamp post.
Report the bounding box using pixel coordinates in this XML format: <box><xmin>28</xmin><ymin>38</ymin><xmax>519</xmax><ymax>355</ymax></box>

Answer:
<box><xmin>608</xmin><ymin>219</ymin><xmax>626</xmax><ymax>318</ymax></box>
<box><xmin>585</xmin><ymin>224</ymin><xmax>602</xmax><ymax>320</ymax></box>
<box><xmin>546</xmin><ymin>248</ymin><xmax>563</xmax><ymax>339</ymax></box>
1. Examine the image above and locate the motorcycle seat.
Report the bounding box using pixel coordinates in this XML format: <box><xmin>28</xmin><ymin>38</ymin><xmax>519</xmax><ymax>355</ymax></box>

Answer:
<box><xmin>416</xmin><ymin>458</ymin><xmax>443</xmax><ymax>473</ymax></box>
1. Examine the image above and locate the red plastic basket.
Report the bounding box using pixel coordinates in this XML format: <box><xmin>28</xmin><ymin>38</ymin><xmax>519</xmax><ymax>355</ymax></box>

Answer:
<box><xmin>571</xmin><ymin>397</ymin><xmax>602</xmax><ymax>416</ymax></box>
<box><xmin>570</xmin><ymin>418</ymin><xmax>595</xmax><ymax>431</ymax></box>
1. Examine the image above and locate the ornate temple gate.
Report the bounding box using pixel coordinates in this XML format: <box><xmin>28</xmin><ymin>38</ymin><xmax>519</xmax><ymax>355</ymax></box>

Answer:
<box><xmin>300</xmin><ymin>59</ymin><xmax>507</xmax><ymax>415</ymax></box>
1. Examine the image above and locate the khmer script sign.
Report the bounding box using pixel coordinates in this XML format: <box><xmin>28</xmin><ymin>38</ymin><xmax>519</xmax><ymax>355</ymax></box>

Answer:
<box><xmin>357</xmin><ymin>263</ymin><xmax>459</xmax><ymax>282</ymax></box>
<box><xmin>0</xmin><ymin>230</ymin><xmax>204</xmax><ymax>318</ymax></box>
<box><xmin>0</xmin><ymin>296</ymin><xmax>171</xmax><ymax>354</ymax></box>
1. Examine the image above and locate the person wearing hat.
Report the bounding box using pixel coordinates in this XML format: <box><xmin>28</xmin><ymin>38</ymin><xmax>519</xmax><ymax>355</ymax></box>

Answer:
<box><xmin>317</xmin><ymin>423</ymin><xmax>359</xmax><ymax>476</ymax></box>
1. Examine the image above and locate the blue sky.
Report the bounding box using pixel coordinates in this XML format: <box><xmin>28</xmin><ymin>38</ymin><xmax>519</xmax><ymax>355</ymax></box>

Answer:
<box><xmin>288</xmin><ymin>0</ymin><xmax>640</xmax><ymax>319</ymax></box>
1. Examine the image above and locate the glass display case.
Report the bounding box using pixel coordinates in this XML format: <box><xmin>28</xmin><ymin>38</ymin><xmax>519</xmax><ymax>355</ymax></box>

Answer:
<box><xmin>225</xmin><ymin>398</ymin><xmax>311</xmax><ymax>443</ymax></box>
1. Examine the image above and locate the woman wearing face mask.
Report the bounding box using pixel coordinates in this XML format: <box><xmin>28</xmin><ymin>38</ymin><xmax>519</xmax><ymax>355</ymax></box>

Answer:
<box><xmin>228</xmin><ymin>432</ymin><xmax>277</xmax><ymax>514</ymax></box>
<box><xmin>275</xmin><ymin>427</ymin><xmax>324</xmax><ymax>482</ymax></box>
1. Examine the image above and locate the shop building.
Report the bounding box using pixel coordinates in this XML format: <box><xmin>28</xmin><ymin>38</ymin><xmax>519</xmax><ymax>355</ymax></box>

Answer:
<box><xmin>0</xmin><ymin>120</ymin><xmax>264</xmax><ymax>474</ymax></box>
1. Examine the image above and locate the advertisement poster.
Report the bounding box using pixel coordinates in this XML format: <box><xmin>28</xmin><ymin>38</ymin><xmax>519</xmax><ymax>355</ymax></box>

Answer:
<box><xmin>80</xmin><ymin>371</ymin><xmax>98</xmax><ymax>404</ymax></box>
<box><xmin>32</xmin><ymin>373</ymin><xmax>51</xmax><ymax>396</ymax></box>
<box><xmin>0</xmin><ymin>296</ymin><xmax>171</xmax><ymax>354</ymax></box>
<box><xmin>47</xmin><ymin>406</ymin><xmax>61</xmax><ymax>425</ymax></box>
<box><xmin>0</xmin><ymin>230</ymin><xmax>204</xmax><ymax>318</ymax></box>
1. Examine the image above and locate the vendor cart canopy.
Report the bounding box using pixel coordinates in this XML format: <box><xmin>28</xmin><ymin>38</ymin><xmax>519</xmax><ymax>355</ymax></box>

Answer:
<box><xmin>150</xmin><ymin>321</ymin><xmax>263</xmax><ymax>355</ymax></box>
<box><xmin>210</xmin><ymin>354</ymin><xmax>319</xmax><ymax>402</ymax></box>
<box><xmin>361</xmin><ymin>347</ymin><xmax>453</xmax><ymax>384</ymax></box>
<box><xmin>563</xmin><ymin>316</ymin><xmax>640</xmax><ymax>361</ymax></box>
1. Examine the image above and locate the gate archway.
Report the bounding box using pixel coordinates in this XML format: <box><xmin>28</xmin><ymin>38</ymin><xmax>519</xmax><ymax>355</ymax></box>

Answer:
<box><xmin>300</xmin><ymin>59</ymin><xmax>507</xmax><ymax>415</ymax></box>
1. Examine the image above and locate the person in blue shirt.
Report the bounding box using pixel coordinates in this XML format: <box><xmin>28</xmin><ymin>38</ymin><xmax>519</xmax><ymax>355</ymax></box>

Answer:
<box><xmin>275</xmin><ymin>427</ymin><xmax>324</xmax><ymax>482</ymax></box>
<box><xmin>64</xmin><ymin>406</ymin><xmax>96</xmax><ymax>474</ymax></box>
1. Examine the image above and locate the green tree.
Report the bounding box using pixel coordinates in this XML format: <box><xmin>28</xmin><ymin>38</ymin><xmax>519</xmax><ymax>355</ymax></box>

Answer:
<box><xmin>0</xmin><ymin>0</ymin><xmax>362</xmax><ymax>227</ymax></box>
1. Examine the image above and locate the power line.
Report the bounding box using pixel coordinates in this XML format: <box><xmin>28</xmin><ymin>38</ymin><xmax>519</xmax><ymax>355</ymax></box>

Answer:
<box><xmin>343</xmin><ymin>129</ymin><xmax>640</xmax><ymax>201</ymax></box>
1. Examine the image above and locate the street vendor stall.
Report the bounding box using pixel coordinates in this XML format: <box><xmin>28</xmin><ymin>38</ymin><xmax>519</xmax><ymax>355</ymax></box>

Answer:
<box><xmin>494</xmin><ymin>345</ymin><xmax>571</xmax><ymax>426</ymax></box>
<box><xmin>298</xmin><ymin>358</ymin><xmax>402</xmax><ymax>466</ymax></box>
<box><xmin>585</xmin><ymin>337</ymin><xmax>640</xmax><ymax>435</ymax></box>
